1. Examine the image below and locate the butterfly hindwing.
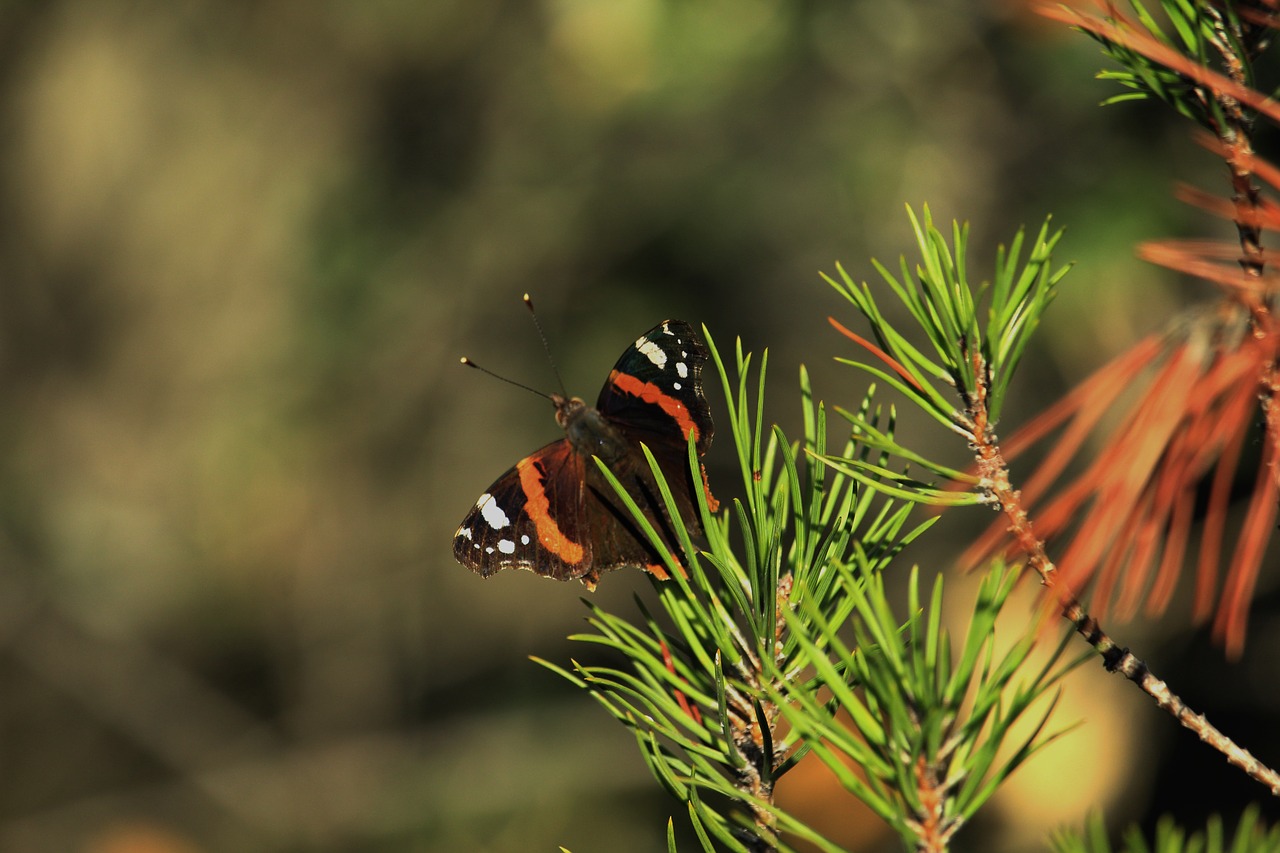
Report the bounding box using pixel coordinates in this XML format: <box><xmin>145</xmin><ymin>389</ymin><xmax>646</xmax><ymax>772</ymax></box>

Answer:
<box><xmin>579</xmin><ymin>445</ymin><xmax>687</xmax><ymax>581</ymax></box>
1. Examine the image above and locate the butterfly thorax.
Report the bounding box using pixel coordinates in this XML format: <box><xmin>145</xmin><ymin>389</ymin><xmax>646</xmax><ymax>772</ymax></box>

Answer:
<box><xmin>554</xmin><ymin>394</ymin><xmax>628</xmax><ymax>464</ymax></box>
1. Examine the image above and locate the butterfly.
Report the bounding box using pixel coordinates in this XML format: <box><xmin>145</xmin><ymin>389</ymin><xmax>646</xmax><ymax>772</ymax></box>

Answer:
<box><xmin>454</xmin><ymin>319</ymin><xmax>718</xmax><ymax>590</ymax></box>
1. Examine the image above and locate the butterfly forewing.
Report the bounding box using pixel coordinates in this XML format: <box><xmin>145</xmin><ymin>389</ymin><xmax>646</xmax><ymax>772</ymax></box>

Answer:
<box><xmin>597</xmin><ymin>320</ymin><xmax>714</xmax><ymax>455</ymax></box>
<box><xmin>454</xmin><ymin>440</ymin><xmax>593</xmax><ymax>583</ymax></box>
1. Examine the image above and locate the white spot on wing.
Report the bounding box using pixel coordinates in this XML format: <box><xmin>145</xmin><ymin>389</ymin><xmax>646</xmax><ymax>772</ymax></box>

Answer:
<box><xmin>676</xmin><ymin>362</ymin><xmax>688</xmax><ymax>379</ymax></box>
<box><xmin>520</xmin><ymin>534</ymin><xmax>530</xmax><ymax>545</ymax></box>
<box><xmin>498</xmin><ymin>539</ymin><xmax>516</xmax><ymax>554</ymax></box>
<box><xmin>478</xmin><ymin>493</ymin><xmax>510</xmax><ymax>530</ymax></box>
<box><xmin>673</xmin><ymin>382</ymin><xmax>682</xmax><ymax>390</ymax></box>
<box><xmin>485</xmin><ymin>546</ymin><xmax>495</xmax><ymax>554</ymax></box>
<box><xmin>457</xmin><ymin>527</ymin><xmax>473</xmax><ymax>540</ymax></box>
<box><xmin>636</xmin><ymin>338</ymin><xmax>668</xmax><ymax>369</ymax></box>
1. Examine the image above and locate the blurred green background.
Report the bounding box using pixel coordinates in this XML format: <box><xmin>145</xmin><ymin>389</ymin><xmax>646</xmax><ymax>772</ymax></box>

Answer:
<box><xmin>1</xmin><ymin>1</ymin><xmax>1274</xmax><ymax>851</ymax></box>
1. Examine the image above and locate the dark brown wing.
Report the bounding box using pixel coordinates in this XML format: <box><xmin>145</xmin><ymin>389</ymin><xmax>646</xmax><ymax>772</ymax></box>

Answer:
<box><xmin>578</xmin><ymin>444</ymin><xmax>697</xmax><ymax>581</ymax></box>
<box><xmin>596</xmin><ymin>319</ymin><xmax>714</xmax><ymax>456</ymax></box>
<box><xmin>453</xmin><ymin>439</ymin><xmax>594</xmax><ymax>584</ymax></box>
<box><xmin>594</xmin><ymin>319</ymin><xmax>718</xmax><ymax>547</ymax></box>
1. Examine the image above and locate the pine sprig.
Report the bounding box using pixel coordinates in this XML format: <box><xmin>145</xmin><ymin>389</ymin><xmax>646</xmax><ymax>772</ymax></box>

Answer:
<box><xmin>823</xmin><ymin>206</ymin><xmax>1069</xmax><ymax>428</ymax></box>
<box><xmin>1025</xmin><ymin>0</ymin><xmax>1280</xmax><ymax>654</ymax></box>
<box><xmin>768</xmin><ymin>559</ymin><xmax>1086</xmax><ymax>851</ymax></box>
<box><xmin>546</xmin><ymin>2</ymin><xmax>1280</xmax><ymax>849</ymax></box>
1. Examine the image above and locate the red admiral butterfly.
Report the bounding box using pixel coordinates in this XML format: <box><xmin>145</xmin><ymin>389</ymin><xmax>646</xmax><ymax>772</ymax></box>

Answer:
<box><xmin>454</xmin><ymin>319</ymin><xmax>718</xmax><ymax>590</ymax></box>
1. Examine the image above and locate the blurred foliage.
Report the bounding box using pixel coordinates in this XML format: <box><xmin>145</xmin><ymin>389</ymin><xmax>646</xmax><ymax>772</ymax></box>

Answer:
<box><xmin>1051</xmin><ymin>806</ymin><xmax>1280</xmax><ymax>853</ymax></box>
<box><xmin>0</xmin><ymin>1</ymin><xmax>1260</xmax><ymax>851</ymax></box>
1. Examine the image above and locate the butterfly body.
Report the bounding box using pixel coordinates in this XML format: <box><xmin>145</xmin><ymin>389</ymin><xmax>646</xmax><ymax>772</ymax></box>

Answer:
<box><xmin>454</xmin><ymin>320</ymin><xmax>718</xmax><ymax>590</ymax></box>
<box><xmin>556</xmin><ymin>395</ymin><xmax>628</xmax><ymax>464</ymax></box>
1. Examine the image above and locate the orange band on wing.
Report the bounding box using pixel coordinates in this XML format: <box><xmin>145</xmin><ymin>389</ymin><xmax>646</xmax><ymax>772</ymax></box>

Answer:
<box><xmin>607</xmin><ymin>370</ymin><xmax>701</xmax><ymax>443</ymax></box>
<box><xmin>517</xmin><ymin>456</ymin><xmax>585</xmax><ymax>563</ymax></box>
<box><xmin>700</xmin><ymin>463</ymin><xmax>720</xmax><ymax>513</ymax></box>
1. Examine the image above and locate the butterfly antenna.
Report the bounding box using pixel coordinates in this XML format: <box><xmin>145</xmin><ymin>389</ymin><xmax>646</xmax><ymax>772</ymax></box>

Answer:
<box><xmin>523</xmin><ymin>293</ymin><xmax>569</xmax><ymax>398</ymax></box>
<box><xmin>459</xmin><ymin>357</ymin><xmax>554</xmax><ymax>401</ymax></box>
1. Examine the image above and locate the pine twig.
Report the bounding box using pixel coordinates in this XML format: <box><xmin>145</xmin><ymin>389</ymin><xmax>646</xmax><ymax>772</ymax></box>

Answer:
<box><xmin>908</xmin><ymin>755</ymin><xmax>947</xmax><ymax>853</ymax></box>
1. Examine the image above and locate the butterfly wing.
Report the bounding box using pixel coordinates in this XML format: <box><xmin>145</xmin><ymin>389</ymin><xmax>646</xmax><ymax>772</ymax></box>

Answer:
<box><xmin>576</xmin><ymin>447</ymin><xmax>684</xmax><ymax>581</ymax></box>
<box><xmin>593</xmin><ymin>319</ymin><xmax>719</xmax><ymax>562</ymax></box>
<box><xmin>454</xmin><ymin>437</ymin><xmax>680</xmax><ymax>588</ymax></box>
<box><xmin>597</xmin><ymin>319</ymin><xmax>715</xmax><ymax>457</ymax></box>
<box><xmin>453</xmin><ymin>439</ymin><xmax>600</xmax><ymax>586</ymax></box>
